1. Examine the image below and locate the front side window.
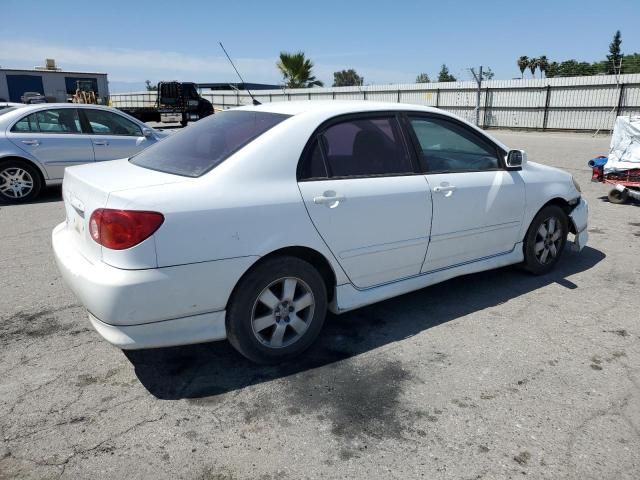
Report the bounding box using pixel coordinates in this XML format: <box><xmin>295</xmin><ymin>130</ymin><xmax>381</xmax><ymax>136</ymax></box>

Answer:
<box><xmin>36</xmin><ymin>109</ymin><xmax>81</xmax><ymax>133</ymax></box>
<box><xmin>84</xmin><ymin>109</ymin><xmax>142</xmax><ymax>136</ymax></box>
<box><xmin>130</xmin><ymin>110</ymin><xmax>290</xmax><ymax>177</ymax></box>
<box><xmin>409</xmin><ymin>116</ymin><xmax>500</xmax><ymax>172</ymax></box>
<box><xmin>318</xmin><ymin>116</ymin><xmax>412</xmax><ymax>178</ymax></box>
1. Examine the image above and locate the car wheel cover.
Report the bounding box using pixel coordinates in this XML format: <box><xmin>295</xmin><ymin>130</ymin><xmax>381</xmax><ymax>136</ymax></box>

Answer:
<box><xmin>534</xmin><ymin>216</ymin><xmax>563</xmax><ymax>265</ymax></box>
<box><xmin>250</xmin><ymin>276</ymin><xmax>315</xmax><ymax>349</ymax></box>
<box><xmin>0</xmin><ymin>167</ymin><xmax>34</xmax><ymax>199</ymax></box>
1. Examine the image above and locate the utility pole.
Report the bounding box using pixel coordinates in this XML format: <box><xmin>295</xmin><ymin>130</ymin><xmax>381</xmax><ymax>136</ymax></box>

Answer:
<box><xmin>470</xmin><ymin>66</ymin><xmax>483</xmax><ymax>126</ymax></box>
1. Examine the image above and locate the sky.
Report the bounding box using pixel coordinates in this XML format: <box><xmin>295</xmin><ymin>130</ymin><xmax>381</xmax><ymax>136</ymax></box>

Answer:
<box><xmin>1</xmin><ymin>0</ymin><xmax>638</xmax><ymax>92</ymax></box>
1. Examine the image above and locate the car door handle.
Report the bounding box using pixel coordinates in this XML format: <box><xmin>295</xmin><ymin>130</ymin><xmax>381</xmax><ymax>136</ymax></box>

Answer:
<box><xmin>21</xmin><ymin>139</ymin><xmax>40</xmax><ymax>146</ymax></box>
<box><xmin>313</xmin><ymin>192</ymin><xmax>346</xmax><ymax>207</ymax></box>
<box><xmin>93</xmin><ymin>140</ymin><xmax>109</xmax><ymax>146</ymax></box>
<box><xmin>433</xmin><ymin>185</ymin><xmax>457</xmax><ymax>193</ymax></box>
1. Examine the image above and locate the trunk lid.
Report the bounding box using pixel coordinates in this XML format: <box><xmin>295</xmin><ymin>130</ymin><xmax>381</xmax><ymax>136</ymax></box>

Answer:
<box><xmin>61</xmin><ymin>159</ymin><xmax>185</xmax><ymax>265</ymax></box>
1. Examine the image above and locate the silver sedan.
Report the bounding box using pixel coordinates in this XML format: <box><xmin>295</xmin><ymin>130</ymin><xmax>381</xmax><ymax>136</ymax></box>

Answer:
<box><xmin>0</xmin><ymin>104</ymin><xmax>167</xmax><ymax>202</ymax></box>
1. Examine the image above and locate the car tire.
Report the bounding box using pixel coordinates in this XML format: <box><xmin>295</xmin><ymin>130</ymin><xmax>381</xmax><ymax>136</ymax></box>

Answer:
<box><xmin>0</xmin><ymin>159</ymin><xmax>42</xmax><ymax>203</ymax></box>
<box><xmin>607</xmin><ymin>188</ymin><xmax>629</xmax><ymax>204</ymax></box>
<box><xmin>523</xmin><ymin>205</ymin><xmax>569</xmax><ymax>275</ymax></box>
<box><xmin>226</xmin><ymin>256</ymin><xmax>328</xmax><ymax>364</ymax></box>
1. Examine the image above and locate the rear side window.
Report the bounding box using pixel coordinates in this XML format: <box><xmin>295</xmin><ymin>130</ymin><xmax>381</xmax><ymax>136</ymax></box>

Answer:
<box><xmin>316</xmin><ymin>117</ymin><xmax>413</xmax><ymax>178</ymax></box>
<box><xmin>36</xmin><ymin>109</ymin><xmax>81</xmax><ymax>133</ymax></box>
<box><xmin>12</xmin><ymin>113</ymin><xmax>39</xmax><ymax>132</ymax></box>
<box><xmin>130</xmin><ymin>111</ymin><xmax>290</xmax><ymax>177</ymax></box>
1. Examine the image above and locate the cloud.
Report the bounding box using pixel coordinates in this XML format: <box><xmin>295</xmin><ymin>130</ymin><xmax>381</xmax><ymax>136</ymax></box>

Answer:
<box><xmin>0</xmin><ymin>39</ymin><xmax>416</xmax><ymax>90</ymax></box>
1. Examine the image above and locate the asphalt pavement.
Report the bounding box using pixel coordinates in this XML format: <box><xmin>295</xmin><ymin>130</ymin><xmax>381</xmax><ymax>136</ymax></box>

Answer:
<box><xmin>1</xmin><ymin>130</ymin><xmax>639</xmax><ymax>479</ymax></box>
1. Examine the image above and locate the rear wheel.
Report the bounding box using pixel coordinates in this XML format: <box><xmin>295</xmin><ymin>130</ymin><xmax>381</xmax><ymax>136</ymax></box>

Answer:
<box><xmin>226</xmin><ymin>256</ymin><xmax>327</xmax><ymax>364</ymax></box>
<box><xmin>523</xmin><ymin>205</ymin><xmax>568</xmax><ymax>275</ymax></box>
<box><xmin>608</xmin><ymin>188</ymin><xmax>629</xmax><ymax>204</ymax></box>
<box><xmin>0</xmin><ymin>159</ymin><xmax>42</xmax><ymax>203</ymax></box>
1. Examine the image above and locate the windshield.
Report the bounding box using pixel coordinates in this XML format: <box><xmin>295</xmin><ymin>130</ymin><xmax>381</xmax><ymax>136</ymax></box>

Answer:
<box><xmin>130</xmin><ymin>110</ymin><xmax>290</xmax><ymax>177</ymax></box>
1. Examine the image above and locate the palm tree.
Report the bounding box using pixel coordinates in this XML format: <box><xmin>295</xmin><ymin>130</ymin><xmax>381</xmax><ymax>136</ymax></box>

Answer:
<box><xmin>277</xmin><ymin>52</ymin><xmax>324</xmax><ymax>88</ymax></box>
<box><xmin>538</xmin><ymin>56</ymin><xmax>549</xmax><ymax>78</ymax></box>
<box><xmin>528</xmin><ymin>57</ymin><xmax>539</xmax><ymax>78</ymax></box>
<box><xmin>517</xmin><ymin>56</ymin><xmax>529</xmax><ymax>79</ymax></box>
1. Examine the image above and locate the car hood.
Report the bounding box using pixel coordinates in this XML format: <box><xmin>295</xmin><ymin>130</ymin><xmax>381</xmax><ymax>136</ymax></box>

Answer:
<box><xmin>526</xmin><ymin>160</ymin><xmax>573</xmax><ymax>181</ymax></box>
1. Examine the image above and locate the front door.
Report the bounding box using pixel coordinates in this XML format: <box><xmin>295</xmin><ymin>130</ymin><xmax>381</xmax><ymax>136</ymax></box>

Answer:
<box><xmin>297</xmin><ymin>114</ymin><xmax>432</xmax><ymax>289</ymax></box>
<box><xmin>81</xmin><ymin>109</ymin><xmax>154</xmax><ymax>161</ymax></box>
<box><xmin>406</xmin><ymin>115</ymin><xmax>526</xmax><ymax>272</ymax></box>
<box><xmin>7</xmin><ymin>108</ymin><xmax>94</xmax><ymax>180</ymax></box>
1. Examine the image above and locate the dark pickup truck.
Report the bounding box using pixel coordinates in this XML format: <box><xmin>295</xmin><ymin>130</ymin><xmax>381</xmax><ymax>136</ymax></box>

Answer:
<box><xmin>118</xmin><ymin>81</ymin><xmax>214</xmax><ymax>127</ymax></box>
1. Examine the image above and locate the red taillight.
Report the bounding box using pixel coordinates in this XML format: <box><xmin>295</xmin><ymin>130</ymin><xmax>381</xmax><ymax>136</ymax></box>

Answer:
<box><xmin>89</xmin><ymin>209</ymin><xmax>164</xmax><ymax>250</ymax></box>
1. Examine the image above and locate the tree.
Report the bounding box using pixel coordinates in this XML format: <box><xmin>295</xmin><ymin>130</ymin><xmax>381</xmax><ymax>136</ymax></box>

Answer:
<box><xmin>537</xmin><ymin>56</ymin><xmax>549</xmax><ymax>78</ymax></box>
<box><xmin>415</xmin><ymin>73</ymin><xmax>431</xmax><ymax>83</ymax></box>
<box><xmin>144</xmin><ymin>80</ymin><xmax>157</xmax><ymax>91</ymax></box>
<box><xmin>437</xmin><ymin>64</ymin><xmax>457</xmax><ymax>82</ymax></box>
<box><xmin>481</xmin><ymin>67</ymin><xmax>494</xmax><ymax>80</ymax></box>
<box><xmin>277</xmin><ymin>52</ymin><xmax>324</xmax><ymax>88</ymax></box>
<box><xmin>607</xmin><ymin>30</ymin><xmax>622</xmax><ymax>74</ymax></box>
<box><xmin>622</xmin><ymin>53</ymin><xmax>640</xmax><ymax>74</ymax></box>
<box><xmin>545</xmin><ymin>61</ymin><xmax>559</xmax><ymax>78</ymax></box>
<box><xmin>333</xmin><ymin>69</ymin><xmax>363</xmax><ymax>87</ymax></box>
<box><xmin>517</xmin><ymin>56</ymin><xmax>529</xmax><ymax>79</ymax></box>
<box><xmin>528</xmin><ymin>58</ymin><xmax>538</xmax><ymax>78</ymax></box>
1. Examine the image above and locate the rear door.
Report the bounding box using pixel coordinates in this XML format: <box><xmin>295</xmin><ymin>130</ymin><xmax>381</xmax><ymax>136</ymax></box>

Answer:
<box><xmin>297</xmin><ymin>113</ymin><xmax>432</xmax><ymax>289</ymax></box>
<box><xmin>81</xmin><ymin>108</ymin><xmax>155</xmax><ymax>161</ymax></box>
<box><xmin>405</xmin><ymin>114</ymin><xmax>525</xmax><ymax>272</ymax></box>
<box><xmin>7</xmin><ymin>108</ymin><xmax>95</xmax><ymax>179</ymax></box>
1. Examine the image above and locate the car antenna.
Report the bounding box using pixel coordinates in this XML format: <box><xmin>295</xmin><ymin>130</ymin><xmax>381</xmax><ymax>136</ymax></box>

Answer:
<box><xmin>219</xmin><ymin>42</ymin><xmax>261</xmax><ymax>106</ymax></box>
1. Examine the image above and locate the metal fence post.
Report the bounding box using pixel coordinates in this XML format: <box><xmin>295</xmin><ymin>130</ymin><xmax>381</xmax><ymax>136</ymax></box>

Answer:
<box><xmin>542</xmin><ymin>85</ymin><xmax>552</xmax><ymax>130</ymax></box>
<box><xmin>397</xmin><ymin>90</ymin><xmax>401</xmax><ymax>103</ymax></box>
<box><xmin>363</xmin><ymin>90</ymin><xmax>367</xmax><ymax>101</ymax></box>
<box><xmin>616</xmin><ymin>83</ymin><xmax>626</xmax><ymax>117</ymax></box>
<box><xmin>482</xmin><ymin>87</ymin><xmax>490</xmax><ymax>128</ymax></box>
<box><xmin>436</xmin><ymin>89</ymin><xmax>440</xmax><ymax>108</ymax></box>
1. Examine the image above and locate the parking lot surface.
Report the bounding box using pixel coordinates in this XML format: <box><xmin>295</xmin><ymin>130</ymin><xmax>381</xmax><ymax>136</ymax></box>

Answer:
<box><xmin>1</xmin><ymin>130</ymin><xmax>639</xmax><ymax>480</ymax></box>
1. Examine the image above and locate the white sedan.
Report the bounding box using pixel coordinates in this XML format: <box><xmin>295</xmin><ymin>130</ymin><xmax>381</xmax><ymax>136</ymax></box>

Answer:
<box><xmin>52</xmin><ymin>101</ymin><xmax>588</xmax><ymax>363</ymax></box>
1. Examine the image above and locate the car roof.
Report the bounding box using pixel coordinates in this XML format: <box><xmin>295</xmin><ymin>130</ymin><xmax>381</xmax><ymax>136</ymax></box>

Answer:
<box><xmin>235</xmin><ymin>100</ymin><xmax>510</xmax><ymax>151</ymax></box>
<box><xmin>0</xmin><ymin>103</ymin><xmax>148</xmax><ymax>128</ymax></box>
<box><xmin>236</xmin><ymin>100</ymin><xmax>445</xmax><ymax>117</ymax></box>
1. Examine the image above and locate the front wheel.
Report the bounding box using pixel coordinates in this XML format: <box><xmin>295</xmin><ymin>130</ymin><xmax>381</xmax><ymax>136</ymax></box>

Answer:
<box><xmin>523</xmin><ymin>205</ymin><xmax>568</xmax><ymax>275</ymax></box>
<box><xmin>226</xmin><ymin>256</ymin><xmax>328</xmax><ymax>364</ymax></box>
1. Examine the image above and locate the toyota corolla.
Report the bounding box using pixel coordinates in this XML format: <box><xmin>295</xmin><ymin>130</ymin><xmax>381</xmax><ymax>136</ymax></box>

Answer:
<box><xmin>52</xmin><ymin>101</ymin><xmax>588</xmax><ymax>363</ymax></box>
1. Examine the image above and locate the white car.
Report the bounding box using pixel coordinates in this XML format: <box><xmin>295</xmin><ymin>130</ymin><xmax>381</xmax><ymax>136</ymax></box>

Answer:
<box><xmin>52</xmin><ymin>101</ymin><xmax>588</xmax><ymax>363</ymax></box>
<box><xmin>0</xmin><ymin>104</ymin><xmax>168</xmax><ymax>202</ymax></box>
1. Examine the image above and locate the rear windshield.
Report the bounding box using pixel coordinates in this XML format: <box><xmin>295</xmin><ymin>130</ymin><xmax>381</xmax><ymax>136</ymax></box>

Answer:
<box><xmin>130</xmin><ymin>110</ymin><xmax>290</xmax><ymax>177</ymax></box>
<box><xmin>0</xmin><ymin>106</ymin><xmax>19</xmax><ymax>115</ymax></box>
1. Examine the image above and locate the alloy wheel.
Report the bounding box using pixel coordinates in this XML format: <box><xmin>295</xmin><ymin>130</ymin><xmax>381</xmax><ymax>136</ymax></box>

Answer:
<box><xmin>534</xmin><ymin>216</ymin><xmax>563</xmax><ymax>265</ymax></box>
<box><xmin>0</xmin><ymin>167</ymin><xmax>34</xmax><ymax>199</ymax></box>
<box><xmin>251</xmin><ymin>277</ymin><xmax>315</xmax><ymax>348</ymax></box>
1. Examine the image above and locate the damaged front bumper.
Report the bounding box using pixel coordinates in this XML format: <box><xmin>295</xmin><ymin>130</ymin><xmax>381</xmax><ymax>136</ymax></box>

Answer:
<box><xmin>569</xmin><ymin>197</ymin><xmax>589</xmax><ymax>252</ymax></box>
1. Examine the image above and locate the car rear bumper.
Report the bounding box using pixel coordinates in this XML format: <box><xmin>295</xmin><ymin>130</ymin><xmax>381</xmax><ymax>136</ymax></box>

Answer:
<box><xmin>52</xmin><ymin>222</ymin><xmax>257</xmax><ymax>348</ymax></box>
<box><xmin>88</xmin><ymin>311</ymin><xmax>226</xmax><ymax>350</ymax></box>
<box><xmin>569</xmin><ymin>197</ymin><xmax>589</xmax><ymax>252</ymax></box>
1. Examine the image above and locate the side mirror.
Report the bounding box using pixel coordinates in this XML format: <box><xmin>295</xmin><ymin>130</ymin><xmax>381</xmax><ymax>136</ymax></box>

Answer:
<box><xmin>142</xmin><ymin>128</ymin><xmax>153</xmax><ymax>138</ymax></box>
<box><xmin>506</xmin><ymin>149</ymin><xmax>527</xmax><ymax>170</ymax></box>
